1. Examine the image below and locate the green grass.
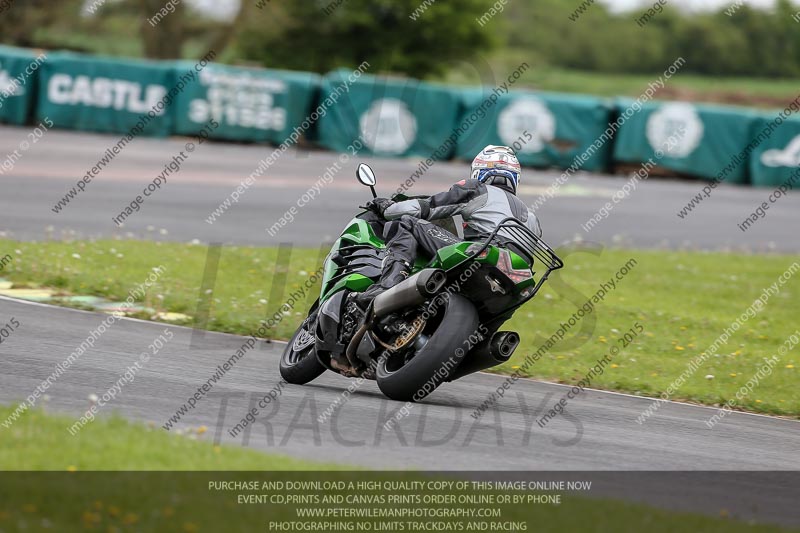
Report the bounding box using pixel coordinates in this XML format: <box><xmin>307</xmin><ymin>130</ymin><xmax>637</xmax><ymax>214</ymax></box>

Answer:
<box><xmin>0</xmin><ymin>405</ymin><xmax>333</xmax><ymax>471</ymax></box>
<box><xmin>2</xmin><ymin>239</ymin><xmax>799</xmax><ymax>418</ymax></box>
<box><xmin>0</xmin><ymin>405</ymin><xmax>795</xmax><ymax>532</ymax></box>
<box><xmin>443</xmin><ymin>51</ymin><xmax>800</xmax><ymax>109</ymax></box>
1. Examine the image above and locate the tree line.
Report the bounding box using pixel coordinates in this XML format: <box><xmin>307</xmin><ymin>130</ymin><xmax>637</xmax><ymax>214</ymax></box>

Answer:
<box><xmin>506</xmin><ymin>0</ymin><xmax>800</xmax><ymax>78</ymax></box>
<box><xmin>1</xmin><ymin>0</ymin><xmax>798</xmax><ymax>80</ymax></box>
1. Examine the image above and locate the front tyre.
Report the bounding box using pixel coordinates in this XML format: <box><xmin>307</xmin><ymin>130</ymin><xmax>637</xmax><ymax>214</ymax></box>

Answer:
<box><xmin>376</xmin><ymin>293</ymin><xmax>478</xmax><ymax>402</ymax></box>
<box><xmin>280</xmin><ymin>315</ymin><xmax>326</xmax><ymax>385</ymax></box>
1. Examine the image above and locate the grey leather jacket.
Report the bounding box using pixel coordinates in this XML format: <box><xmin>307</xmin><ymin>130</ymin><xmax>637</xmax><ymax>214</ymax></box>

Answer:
<box><xmin>384</xmin><ymin>180</ymin><xmax>542</xmax><ymax>239</ymax></box>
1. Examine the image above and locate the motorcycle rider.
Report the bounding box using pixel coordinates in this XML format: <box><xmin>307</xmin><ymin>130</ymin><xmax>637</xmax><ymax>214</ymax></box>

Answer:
<box><xmin>356</xmin><ymin>145</ymin><xmax>542</xmax><ymax>308</ymax></box>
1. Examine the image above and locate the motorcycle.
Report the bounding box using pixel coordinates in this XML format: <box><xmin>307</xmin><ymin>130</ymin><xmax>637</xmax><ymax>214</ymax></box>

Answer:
<box><xmin>279</xmin><ymin>164</ymin><xmax>564</xmax><ymax>401</ymax></box>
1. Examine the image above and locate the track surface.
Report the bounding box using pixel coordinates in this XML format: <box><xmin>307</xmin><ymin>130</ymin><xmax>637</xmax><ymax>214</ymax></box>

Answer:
<box><xmin>2</xmin><ymin>125</ymin><xmax>800</xmax><ymax>251</ymax></box>
<box><xmin>2</xmin><ymin>296</ymin><xmax>798</xmax><ymax>472</ymax></box>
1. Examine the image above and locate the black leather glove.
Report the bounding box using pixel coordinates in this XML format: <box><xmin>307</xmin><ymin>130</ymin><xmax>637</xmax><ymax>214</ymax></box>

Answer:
<box><xmin>362</xmin><ymin>198</ymin><xmax>394</xmax><ymax>217</ymax></box>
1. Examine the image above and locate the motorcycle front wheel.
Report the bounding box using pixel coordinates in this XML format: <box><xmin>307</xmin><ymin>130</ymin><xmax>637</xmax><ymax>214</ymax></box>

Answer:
<box><xmin>375</xmin><ymin>293</ymin><xmax>478</xmax><ymax>402</ymax></box>
<box><xmin>280</xmin><ymin>314</ymin><xmax>326</xmax><ymax>385</ymax></box>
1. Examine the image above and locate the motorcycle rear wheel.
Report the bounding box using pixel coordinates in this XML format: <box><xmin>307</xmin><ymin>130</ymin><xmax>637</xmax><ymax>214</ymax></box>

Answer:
<box><xmin>375</xmin><ymin>293</ymin><xmax>477</xmax><ymax>402</ymax></box>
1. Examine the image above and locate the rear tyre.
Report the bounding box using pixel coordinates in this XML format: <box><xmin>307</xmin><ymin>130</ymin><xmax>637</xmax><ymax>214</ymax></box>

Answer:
<box><xmin>376</xmin><ymin>293</ymin><xmax>478</xmax><ymax>402</ymax></box>
<box><xmin>280</xmin><ymin>315</ymin><xmax>326</xmax><ymax>385</ymax></box>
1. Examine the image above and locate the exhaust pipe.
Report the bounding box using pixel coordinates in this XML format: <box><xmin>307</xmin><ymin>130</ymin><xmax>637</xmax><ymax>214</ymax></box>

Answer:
<box><xmin>372</xmin><ymin>268</ymin><xmax>447</xmax><ymax>318</ymax></box>
<box><xmin>447</xmin><ymin>331</ymin><xmax>520</xmax><ymax>381</ymax></box>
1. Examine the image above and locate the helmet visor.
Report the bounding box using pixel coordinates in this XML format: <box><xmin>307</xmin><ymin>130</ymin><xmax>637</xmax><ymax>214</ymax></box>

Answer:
<box><xmin>477</xmin><ymin>168</ymin><xmax>519</xmax><ymax>189</ymax></box>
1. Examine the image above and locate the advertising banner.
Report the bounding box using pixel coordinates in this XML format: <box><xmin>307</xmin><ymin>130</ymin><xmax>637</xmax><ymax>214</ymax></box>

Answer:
<box><xmin>456</xmin><ymin>89</ymin><xmax>614</xmax><ymax>171</ymax></box>
<box><xmin>172</xmin><ymin>62</ymin><xmax>320</xmax><ymax>144</ymax></box>
<box><xmin>0</xmin><ymin>45</ymin><xmax>45</xmax><ymax>125</ymax></box>
<box><xmin>37</xmin><ymin>52</ymin><xmax>175</xmax><ymax>137</ymax></box>
<box><xmin>317</xmin><ymin>71</ymin><xmax>462</xmax><ymax>159</ymax></box>
<box><xmin>613</xmin><ymin>100</ymin><xmax>759</xmax><ymax>184</ymax></box>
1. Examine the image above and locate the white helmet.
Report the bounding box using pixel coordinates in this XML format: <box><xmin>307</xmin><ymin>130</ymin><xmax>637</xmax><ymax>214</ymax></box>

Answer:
<box><xmin>470</xmin><ymin>145</ymin><xmax>522</xmax><ymax>193</ymax></box>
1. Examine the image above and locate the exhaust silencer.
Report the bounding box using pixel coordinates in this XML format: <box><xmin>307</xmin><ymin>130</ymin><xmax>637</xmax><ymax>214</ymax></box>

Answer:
<box><xmin>448</xmin><ymin>331</ymin><xmax>520</xmax><ymax>381</ymax></box>
<box><xmin>372</xmin><ymin>268</ymin><xmax>447</xmax><ymax>318</ymax></box>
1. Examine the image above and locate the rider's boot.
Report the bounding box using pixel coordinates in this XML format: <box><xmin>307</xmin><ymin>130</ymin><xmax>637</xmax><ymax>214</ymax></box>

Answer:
<box><xmin>355</xmin><ymin>255</ymin><xmax>410</xmax><ymax>310</ymax></box>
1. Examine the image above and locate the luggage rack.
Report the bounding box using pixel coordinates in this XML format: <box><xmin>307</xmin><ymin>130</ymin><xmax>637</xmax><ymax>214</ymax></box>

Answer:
<box><xmin>456</xmin><ymin>217</ymin><xmax>565</xmax><ymax>303</ymax></box>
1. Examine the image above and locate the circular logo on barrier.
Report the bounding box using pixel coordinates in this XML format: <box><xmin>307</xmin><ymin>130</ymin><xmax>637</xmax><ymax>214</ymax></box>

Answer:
<box><xmin>497</xmin><ymin>97</ymin><xmax>556</xmax><ymax>153</ymax></box>
<box><xmin>760</xmin><ymin>135</ymin><xmax>800</xmax><ymax>167</ymax></box>
<box><xmin>359</xmin><ymin>98</ymin><xmax>417</xmax><ymax>155</ymax></box>
<box><xmin>646</xmin><ymin>102</ymin><xmax>704</xmax><ymax>158</ymax></box>
<box><xmin>0</xmin><ymin>65</ymin><xmax>24</xmax><ymax>97</ymax></box>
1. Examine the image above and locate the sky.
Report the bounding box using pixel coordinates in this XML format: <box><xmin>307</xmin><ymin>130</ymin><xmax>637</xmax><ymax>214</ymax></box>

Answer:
<box><xmin>182</xmin><ymin>0</ymin><xmax>799</xmax><ymax>18</ymax></box>
<box><xmin>603</xmin><ymin>0</ymin><xmax>797</xmax><ymax>12</ymax></box>
<box><xmin>84</xmin><ymin>0</ymin><xmax>800</xmax><ymax>19</ymax></box>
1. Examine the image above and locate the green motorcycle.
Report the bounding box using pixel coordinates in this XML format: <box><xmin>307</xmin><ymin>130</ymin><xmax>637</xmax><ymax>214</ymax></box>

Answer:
<box><xmin>280</xmin><ymin>164</ymin><xmax>564</xmax><ymax>401</ymax></box>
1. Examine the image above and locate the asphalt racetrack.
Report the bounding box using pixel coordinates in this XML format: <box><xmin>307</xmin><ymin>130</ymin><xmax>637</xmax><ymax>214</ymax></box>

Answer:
<box><xmin>3</xmin><ymin>295</ymin><xmax>798</xmax><ymax>470</ymax></box>
<box><xmin>2</xmin><ymin>125</ymin><xmax>800</xmax><ymax>524</ymax></box>
<box><xmin>3</xmin><ymin>125</ymin><xmax>800</xmax><ymax>251</ymax></box>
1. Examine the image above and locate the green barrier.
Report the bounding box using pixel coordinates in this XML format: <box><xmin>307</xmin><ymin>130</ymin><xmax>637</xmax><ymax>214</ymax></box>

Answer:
<box><xmin>748</xmin><ymin>113</ymin><xmax>800</xmax><ymax>188</ymax></box>
<box><xmin>316</xmin><ymin>71</ymin><xmax>462</xmax><ymax>158</ymax></box>
<box><xmin>0</xmin><ymin>45</ymin><xmax>45</xmax><ymax>125</ymax></box>
<box><xmin>612</xmin><ymin>99</ymin><xmax>759</xmax><ymax>184</ymax></box>
<box><xmin>12</xmin><ymin>44</ymin><xmax>783</xmax><ymax>189</ymax></box>
<box><xmin>455</xmin><ymin>89</ymin><xmax>614</xmax><ymax>172</ymax></box>
<box><xmin>172</xmin><ymin>62</ymin><xmax>320</xmax><ymax>144</ymax></box>
<box><xmin>36</xmin><ymin>52</ymin><xmax>175</xmax><ymax>137</ymax></box>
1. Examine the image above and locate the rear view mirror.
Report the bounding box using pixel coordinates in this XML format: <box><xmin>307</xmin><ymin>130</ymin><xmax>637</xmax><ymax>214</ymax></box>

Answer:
<box><xmin>356</xmin><ymin>164</ymin><xmax>377</xmax><ymax>187</ymax></box>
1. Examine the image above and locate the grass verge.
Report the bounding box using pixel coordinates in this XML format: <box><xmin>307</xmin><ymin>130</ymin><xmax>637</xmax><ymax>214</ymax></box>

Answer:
<box><xmin>444</xmin><ymin>51</ymin><xmax>800</xmax><ymax>109</ymax></box>
<box><xmin>0</xmin><ymin>405</ymin><xmax>334</xmax><ymax>471</ymax></box>
<box><xmin>1</xmin><ymin>239</ymin><xmax>798</xmax><ymax>417</ymax></box>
